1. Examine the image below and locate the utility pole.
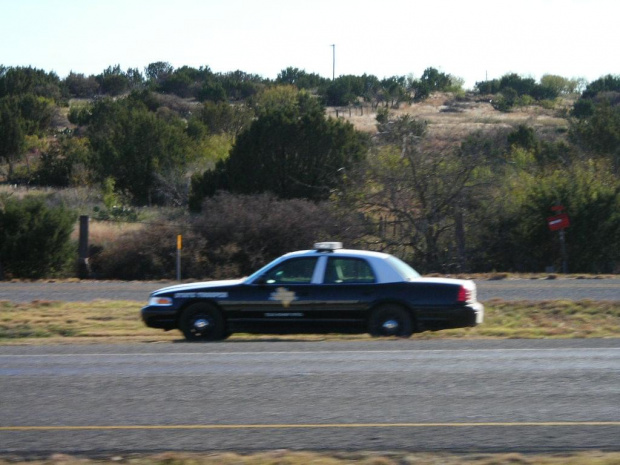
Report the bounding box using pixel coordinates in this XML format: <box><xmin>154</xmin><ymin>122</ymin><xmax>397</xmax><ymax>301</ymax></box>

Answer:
<box><xmin>331</xmin><ymin>44</ymin><xmax>335</xmax><ymax>80</ymax></box>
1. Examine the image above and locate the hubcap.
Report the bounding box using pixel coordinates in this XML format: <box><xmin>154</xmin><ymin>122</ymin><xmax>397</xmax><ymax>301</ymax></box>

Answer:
<box><xmin>193</xmin><ymin>318</ymin><xmax>210</xmax><ymax>330</ymax></box>
<box><xmin>383</xmin><ymin>319</ymin><xmax>399</xmax><ymax>331</ymax></box>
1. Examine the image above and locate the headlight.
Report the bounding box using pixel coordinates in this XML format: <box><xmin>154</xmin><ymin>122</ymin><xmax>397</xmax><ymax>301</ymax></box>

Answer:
<box><xmin>148</xmin><ymin>296</ymin><xmax>173</xmax><ymax>306</ymax></box>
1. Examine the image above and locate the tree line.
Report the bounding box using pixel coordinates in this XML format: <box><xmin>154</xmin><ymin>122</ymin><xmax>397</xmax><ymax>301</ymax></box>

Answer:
<box><xmin>0</xmin><ymin>63</ymin><xmax>619</xmax><ymax>278</ymax></box>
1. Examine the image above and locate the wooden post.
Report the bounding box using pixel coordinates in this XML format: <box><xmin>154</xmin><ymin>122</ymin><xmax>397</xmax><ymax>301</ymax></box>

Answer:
<box><xmin>77</xmin><ymin>215</ymin><xmax>90</xmax><ymax>278</ymax></box>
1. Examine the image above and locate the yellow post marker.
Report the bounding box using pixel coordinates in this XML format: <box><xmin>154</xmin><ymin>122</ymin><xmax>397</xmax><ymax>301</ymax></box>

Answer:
<box><xmin>176</xmin><ymin>235</ymin><xmax>182</xmax><ymax>281</ymax></box>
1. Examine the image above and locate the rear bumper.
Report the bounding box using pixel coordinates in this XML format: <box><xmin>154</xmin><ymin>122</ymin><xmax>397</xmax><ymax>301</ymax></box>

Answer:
<box><xmin>416</xmin><ymin>302</ymin><xmax>484</xmax><ymax>331</ymax></box>
<box><xmin>471</xmin><ymin>302</ymin><xmax>484</xmax><ymax>325</ymax></box>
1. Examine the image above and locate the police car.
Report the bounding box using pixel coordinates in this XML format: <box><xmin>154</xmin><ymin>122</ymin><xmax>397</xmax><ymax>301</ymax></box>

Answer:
<box><xmin>141</xmin><ymin>242</ymin><xmax>484</xmax><ymax>340</ymax></box>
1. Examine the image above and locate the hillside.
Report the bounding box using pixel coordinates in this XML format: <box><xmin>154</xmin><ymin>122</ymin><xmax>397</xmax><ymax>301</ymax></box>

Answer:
<box><xmin>2</xmin><ymin>67</ymin><xmax>618</xmax><ymax>279</ymax></box>
<box><xmin>331</xmin><ymin>92</ymin><xmax>572</xmax><ymax>142</ymax></box>
<box><xmin>48</xmin><ymin>92</ymin><xmax>574</xmax><ymax>151</ymax></box>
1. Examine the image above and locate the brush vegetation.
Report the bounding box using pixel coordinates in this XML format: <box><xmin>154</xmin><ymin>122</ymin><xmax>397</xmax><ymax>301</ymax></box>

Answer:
<box><xmin>1</xmin><ymin>66</ymin><xmax>619</xmax><ymax>280</ymax></box>
<box><xmin>1</xmin><ymin>299</ymin><xmax>618</xmax><ymax>344</ymax></box>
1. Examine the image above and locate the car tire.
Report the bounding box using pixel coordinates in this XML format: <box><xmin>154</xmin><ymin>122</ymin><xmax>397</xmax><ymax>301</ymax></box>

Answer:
<box><xmin>368</xmin><ymin>304</ymin><xmax>413</xmax><ymax>338</ymax></box>
<box><xmin>180</xmin><ymin>302</ymin><xmax>228</xmax><ymax>341</ymax></box>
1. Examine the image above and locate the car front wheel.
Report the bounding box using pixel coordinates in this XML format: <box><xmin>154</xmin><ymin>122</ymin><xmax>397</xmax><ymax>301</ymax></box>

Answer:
<box><xmin>180</xmin><ymin>302</ymin><xmax>227</xmax><ymax>341</ymax></box>
<box><xmin>368</xmin><ymin>304</ymin><xmax>413</xmax><ymax>338</ymax></box>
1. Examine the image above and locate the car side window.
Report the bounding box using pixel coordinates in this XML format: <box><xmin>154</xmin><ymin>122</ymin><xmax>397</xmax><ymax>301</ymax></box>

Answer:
<box><xmin>263</xmin><ymin>257</ymin><xmax>318</xmax><ymax>284</ymax></box>
<box><xmin>324</xmin><ymin>258</ymin><xmax>376</xmax><ymax>284</ymax></box>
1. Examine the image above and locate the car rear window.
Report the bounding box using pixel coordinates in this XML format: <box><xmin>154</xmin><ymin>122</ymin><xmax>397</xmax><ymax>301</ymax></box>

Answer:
<box><xmin>385</xmin><ymin>256</ymin><xmax>421</xmax><ymax>280</ymax></box>
<box><xmin>324</xmin><ymin>257</ymin><xmax>376</xmax><ymax>284</ymax></box>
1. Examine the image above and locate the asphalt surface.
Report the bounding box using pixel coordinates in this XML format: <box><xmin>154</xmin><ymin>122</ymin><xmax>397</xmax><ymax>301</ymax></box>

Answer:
<box><xmin>0</xmin><ymin>278</ymin><xmax>619</xmax><ymax>303</ymax></box>
<box><xmin>1</xmin><ymin>280</ymin><xmax>619</xmax><ymax>455</ymax></box>
<box><xmin>1</xmin><ymin>339</ymin><xmax>619</xmax><ymax>454</ymax></box>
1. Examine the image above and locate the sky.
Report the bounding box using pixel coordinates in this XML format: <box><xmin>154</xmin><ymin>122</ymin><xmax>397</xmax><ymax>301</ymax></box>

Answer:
<box><xmin>1</xmin><ymin>0</ymin><xmax>618</xmax><ymax>89</ymax></box>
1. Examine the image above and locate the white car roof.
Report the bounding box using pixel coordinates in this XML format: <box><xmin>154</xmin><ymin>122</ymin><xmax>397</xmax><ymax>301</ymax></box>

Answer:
<box><xmin>246</xmin><ymin>248</ymin><xmax>414</xmax><ymax>284</ymax></box>
<box><xmin>282</xmin><ymin>248</ymin><xmax>394</xmax><ymax>260</ymax></box>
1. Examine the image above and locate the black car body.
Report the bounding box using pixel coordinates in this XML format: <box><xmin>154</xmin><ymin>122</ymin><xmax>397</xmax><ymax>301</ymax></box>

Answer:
<box><xmin>142</xmin><ymin>243</ymin><xmax>484</xmax><ymax>340</ymax></box>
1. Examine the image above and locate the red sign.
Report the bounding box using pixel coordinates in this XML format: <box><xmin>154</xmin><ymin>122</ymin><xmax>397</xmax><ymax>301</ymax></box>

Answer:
<box><xmin>547</xmin><ymin>213</ymin><xmax>570</xmax><ymax>231</ymax></box>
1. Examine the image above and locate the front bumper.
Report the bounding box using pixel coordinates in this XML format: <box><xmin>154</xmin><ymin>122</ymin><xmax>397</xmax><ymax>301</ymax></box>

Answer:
<box><xmin>141</xmin><ymin>305</ymin><xmax>178</xmax><ymax>330</ymax></box>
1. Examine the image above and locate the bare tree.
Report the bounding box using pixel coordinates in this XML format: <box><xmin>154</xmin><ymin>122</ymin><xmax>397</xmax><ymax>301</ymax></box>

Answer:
<box><xmin>343</xmin><ymin>115</ymin><xmax>489</xmax><ymax>272</ymax></box>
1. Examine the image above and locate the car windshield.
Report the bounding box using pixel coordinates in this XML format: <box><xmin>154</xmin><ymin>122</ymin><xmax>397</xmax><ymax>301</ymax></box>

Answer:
<box><xmin>244</xmin><ymin>255</ymin><xmax>308</xmax><ymax>283</ymax></box>
<box><xmin>385</xmin><ymin>256</ymin><xmax>421</xmax><ymax>280</ymax></box>
<box><xmin>244</xmin><ymin>258</ymin><xmax>281</xmax><ymax>283</ymax></box>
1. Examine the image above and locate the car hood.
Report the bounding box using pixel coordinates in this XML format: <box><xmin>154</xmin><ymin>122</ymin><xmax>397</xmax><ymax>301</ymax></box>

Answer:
<box><xmin>152</xmin><ymin>279</ymin><xmax>244</xmax><ymax>296</ymax></box>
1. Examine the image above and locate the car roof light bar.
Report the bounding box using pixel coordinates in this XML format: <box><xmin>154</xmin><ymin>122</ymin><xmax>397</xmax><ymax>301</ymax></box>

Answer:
<box><xmin>314</xmin><ymin>242</ymin><xmax>343</xmax><ymax>251</ymax></box>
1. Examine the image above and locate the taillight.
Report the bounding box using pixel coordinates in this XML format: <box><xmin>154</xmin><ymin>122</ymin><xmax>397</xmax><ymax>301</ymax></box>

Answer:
<box><xmin>457</xmin><ymin>285</ymin><xmax>472</xmax><ymax>303</ymax></box>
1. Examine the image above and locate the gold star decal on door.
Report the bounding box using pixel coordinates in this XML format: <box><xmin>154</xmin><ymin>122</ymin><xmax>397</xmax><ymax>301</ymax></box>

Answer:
<box><xmin>270</xmin><ymin>287</ymin><xmax>297</xmax><ymax>308</ymax></box>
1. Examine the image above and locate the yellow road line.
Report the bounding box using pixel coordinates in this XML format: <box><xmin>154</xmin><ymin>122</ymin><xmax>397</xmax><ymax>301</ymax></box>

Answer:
<box><xmin>2</xmin><ymin>422</ymin><xmax>620</xmax><ymax>431</ymax></box>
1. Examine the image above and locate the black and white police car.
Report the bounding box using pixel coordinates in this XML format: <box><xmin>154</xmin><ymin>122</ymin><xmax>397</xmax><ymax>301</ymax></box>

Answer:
<box><xmin>142</xmin><ymin>242</ymin><xmax>484</xmax><ymax>340</ymax></box>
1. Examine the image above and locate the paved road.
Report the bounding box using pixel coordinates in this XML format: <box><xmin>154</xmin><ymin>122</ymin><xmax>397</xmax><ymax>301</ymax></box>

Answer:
<box><xmin>0</xmin><ymin>279</ymin><xmax>619</xmax><ymax>303</ymax></box>
<box><xmin>1</xmin><ymin>339</ymin><xmax>619</xmax><ymax>454</ymax></box>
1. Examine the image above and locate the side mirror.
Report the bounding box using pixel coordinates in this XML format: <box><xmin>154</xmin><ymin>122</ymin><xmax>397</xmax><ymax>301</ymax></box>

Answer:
<box><xmin>254</xmin><ymin>275</ymin><xmax>268</xmax><ymax>285</ymax></box>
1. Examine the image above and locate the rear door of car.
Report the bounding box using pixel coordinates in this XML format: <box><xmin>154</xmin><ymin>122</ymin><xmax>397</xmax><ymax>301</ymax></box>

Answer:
<box><xmin>312</xmin><ymin>256</ymin><xmax>378</xmax><ymax>325</ymax></box>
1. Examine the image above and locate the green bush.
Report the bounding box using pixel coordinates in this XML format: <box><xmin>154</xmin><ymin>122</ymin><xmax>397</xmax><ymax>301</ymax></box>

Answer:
<box><xmin>472</xmin><ymin>162</ymin><xmax>620</xmax><ymax>273</ymax></box>
<box><xmin>0</xmin><ymin>195</ymin><xmax>77</xmax><ymax>279</ymax></box>
<box><xmin>33</xmin><ymin>135</ymin><xmax>90</xmax><ymax>187</ymax></box>
<box><xmin>516</xmin><ymin>94</ymin><xmax>536</xmax><ymax>106</ymax></box>
<box><xmin>190</xmin><ymin>90</ymin><xmax>368</xmax><ymax>206</ymax></box>
<box><xmin>492</xmin><ymin>88</ymin><xmax>517</xmax><ymax>111</ymax></box>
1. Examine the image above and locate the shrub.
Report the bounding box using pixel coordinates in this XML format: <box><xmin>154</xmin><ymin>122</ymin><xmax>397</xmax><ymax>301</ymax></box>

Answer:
<box><xmin>33</xmin><ymin>135</ymin><xmax>90</xmax><ymax>187</ymax></box>
<box><xmin>475</xmin><ymin>79</ymin><xmax>501</xmax><ymax>95</ymax></box>
<box><xmin>581</xmin><ymin>74</ymin><xmax>620</xmax><ymax>99</ymax></box>
<box><xmin>190</xmin><ymin>91</ymin><xmax>368</xmax><ymax>206</ymax></box>
<box><xmin>492</xmin><ymin>88</ymin><xmax>517</xmax><ymax>111</ymax></box>
<box><xmin>0</xmin><ymin>195</ymin><xmax>77</xmax><ymax>279</ymax></box>
<box><xmin>192</xmin><ymin>192</ymin><xmax>366</xmax><ymax>277</ymax></box>
<box><xmin>375</xmin><ymin>107</ymin><xmax>389</xmax><ymax>124</ymax></box>
<box><xmin>516</xmin><ymin>94</ymin><xmax>535</xmax><ymax>106</ymax></box>
<box><xmin>63</xmin><ymin>72</ymin><xmax>100</xmax><ymax>98</ymax></box>
<box><xmin>89</xmin><ymin>223</ymin><xmax>208</xmax><ymax>280</ymax></box>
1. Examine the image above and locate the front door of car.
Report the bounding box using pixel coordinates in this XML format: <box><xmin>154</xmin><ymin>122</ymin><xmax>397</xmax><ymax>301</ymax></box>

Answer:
<box><xmin>224</xmin><ymin>257</ymin><xmax>321</xmax><ymax>331</ymax></box>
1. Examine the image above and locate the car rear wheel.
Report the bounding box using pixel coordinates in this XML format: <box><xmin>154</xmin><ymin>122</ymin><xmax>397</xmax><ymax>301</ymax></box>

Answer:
<box><xmin>180</xmin><ymin>302</ymin><xmax>227</xmax><ymax>341</ymax></box>
<box><xmin>368</xmin><ymin>304</ymin><xmax>413</xmax><ymax>338</ymax></box>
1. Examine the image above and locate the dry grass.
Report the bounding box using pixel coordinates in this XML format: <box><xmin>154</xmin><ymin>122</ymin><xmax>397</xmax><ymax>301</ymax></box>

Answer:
<box><xmin>428</xmin><ymin>299</ymin><xmax>620</xmax><ymax>340</ymax></box>
<box><xmin>329</xmin><ymin>92</ymin><xmax>571</xmax><ymax>145</ymax></box>
<box><xmin>0</xmin><ymin>185</ymin><xmax>61</xmax><ymax>199</ymax></box>
<box><xmin>1</xmin><ymin>299</ymin><xmax>619</xmax><ymax>344</ymax></box>
<box><xmin>81</xmin><ymin>220</ymin><xmax>146</xmax><ymax>245</ymax></box>
<box><xmin>2</xmin><ymin>451</ymin><xmax>620</xmax><ymax>465</ymax></box>
<box><xmin>0</xmin><ymin>300</ymin><xmax>162</xmax><ymax>341</ymax></box>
